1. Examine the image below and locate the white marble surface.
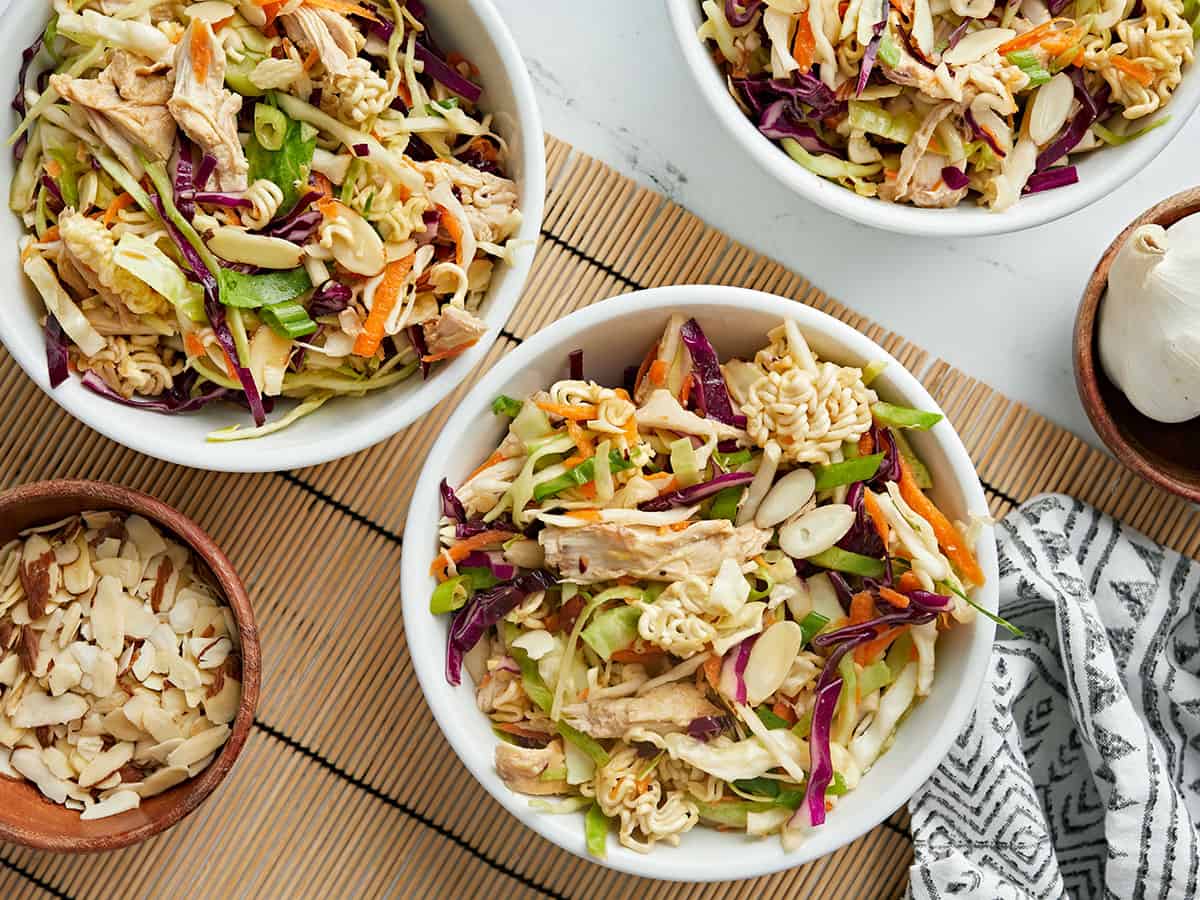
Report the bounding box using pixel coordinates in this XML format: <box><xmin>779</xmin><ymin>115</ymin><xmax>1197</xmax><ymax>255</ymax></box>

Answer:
<box><xmin>494</xmin><ymin>0</ymin><xmax>1199</xmax><ymax>448</ymax></box>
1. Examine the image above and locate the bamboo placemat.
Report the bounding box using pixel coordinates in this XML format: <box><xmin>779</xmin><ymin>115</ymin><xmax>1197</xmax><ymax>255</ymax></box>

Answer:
<box><xmin>1</xmin><ymin>135</ymin><xmax>1197</xmax><ymax>900</ymax></box>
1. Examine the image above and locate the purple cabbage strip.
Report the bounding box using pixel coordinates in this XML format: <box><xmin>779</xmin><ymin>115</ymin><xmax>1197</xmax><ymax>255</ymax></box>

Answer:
<box><xmin>678</xmin><ymin>317</ymin><xmax>746</xmax><ymax>427</ymax></box>
<box><xmin>191</xmin><ymin>192</ymin><xmax>252</xmax><ymax>209</ymax></box>
<box><xmin>856</xmin><ymin>18</ymin><xmax>887</xmax><ymax>96</ymax></box>
<box><xmin>44</xmin><ymin>313</ymin><xmax>68</xmax><ymax>388</ymax></box>
<box><xmin>173</xmin><ymin>143</ymin><xmax>196</xmax><ymax>221</ymax></box>
<box><xmin>638</xmin><ymin>471</ymin><xmax>754</xmax><ymax>512</ymax></box>
<box><xmin>264</xmin><ymin>190</ymin><xmax>322</xmax><ymax>241</ymax></box>
<box><xmin>415</xmin><ymin>207</ymin><xmax>441</xmax><ymax>246</ymax></box>
<box><xmin>964</xmin><ymin>107</ymin><xmax>1007</xmax><ymax>159</ymax></box>
<box><xmin>439</xmin><ymin>477</ymin><xmax>466</xmax><ymax>522</ymax></box>
<box><xmin>826</xmin><ymin>571</ymin><xmax>856</xmax><ymax>610</ymax></box>
<box><xmin>39</xmin><ymin>174</ymin><xmax>64</xmax><ymax>214</ymax></box>
<box><xmin>455</xmin><ymin>517</ymin><xmax>518</xmax><ymax>540</ymax></box>
<box><xmin>408</xmin><ymin>324</ymin><xmax>432</xmax><ymax>380</ymax></box>
<box><xmin>12</xmin><ymin>33</ymin><xmax>42</xmax><ymax>117</ymax></box>
<box><xmin>758</xmin><ymin>101</ymin><xmax>840</xmax><ymax>154</ymax></box>
<box><xmin>687</xmin><ymin>715</ymin><xmax>732</xmax><ymax>742</ymax></box>
<box><xmin>839</xmin><ymin>482</ymin><xmax>886</xmax><ymax>558</ymax></box>
<box><xmin>352</xmin><ymin>143</ymin><xmax>370</xmax><ymax>157</ymax></box>
<box><xmin>941</xmin><ymin>165</ymin><xmax>970</xmax><ymax>190</ymax></box>
<box><xmin>1024</xmin><ymin>166</ymin><xmax>1079</xmax><ymax>194</ymax></box>
<box><xmin>458</xmin><ymin>139</ymin><xmax>504</xmax><ymax>176</ymax></box>
<box><xmin>731</xmin><ymin>77</ymin><xmax>779</xmax><ymax>118</ymax></box>
<box><xmin>906</xmin><ymin>590</ymin><xmax>952</xmax><ymax>611</ymax></box>
<box><xmin>1036</xmin><ymin>70</ymin><xmax>1110</xmax><ymax>171</ymax></box>
<box><xmin>770</xmin><ymin>75</ymin><xmax>841</xmax><ymax>120</ymax></box>
<box><xmin>194</xmin><ymin>154</ymin><xmax>217</xmax><ymax>191</ymax></box>
<box><xmin>1047</xmin><ymin>0</ymin><xmax>1073</xmax><ymax>14</ymax></box>
<box><xmin>722</xmin><ymin>634</ymin><xmax>758</xmax><ymax>705</ymax></box>
<box><xmin>811</xmin><ymin>607</ymin><xmax>938</xmax><ymax>648</ymax></box>
<box><xmin>80</xmin><ymin>370</ymin><xmax>229</xmax><ymax>414</ymax></box>
<box><xmin>445</xmin><ymin>569</ymin><xmax>556</xmax><ymax>685</ymax></box>
<box><xmin>458</xmin><ymin>550</ymin><xmax>517</xmax><ymax>582</ymax></box>
<box><xmin>568</xmin><ymin>349</ymin><xmax>584</xmax><ymax>381</ymax></box>
<box><xmin>869</xmin><ymin>425</ymin><xmax>901</xmax><ymax>487</ymax></box>
<box><xmin>945</xmin><ymin>20</ymin><xmax>970</xmax><ymax>49</ymax></box>
<box><xmin>724</xmin><ymin>0</ymin><xmax>763</xmax><ymax>26</ymax></box>
<box><xmin>415</xmin><ymin>41</ymin><xmax>482</xmax><ymax>103</ymax></box>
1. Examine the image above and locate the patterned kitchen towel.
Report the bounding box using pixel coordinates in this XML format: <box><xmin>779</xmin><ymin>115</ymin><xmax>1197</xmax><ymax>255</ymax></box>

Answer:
<box><xmin>908</xmin><ymin>494</ymin><xmax>1200</xmax><ymax>900</ymax></box>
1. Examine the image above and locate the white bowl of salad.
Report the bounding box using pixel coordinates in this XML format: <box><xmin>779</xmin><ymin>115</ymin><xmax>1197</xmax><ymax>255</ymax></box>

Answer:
<box><xmin>402</xmin><ymin>285</ymin><xmax>1003</xmax><ymax>880</ymax></box>
<box><xmin>0</xmin><ymin>0</ymin><xmax>543</xmax><ymax>471</ymax></box>
<box><xmin>666</xmin><ymin>0</ymin><xmax>1200</xmax><ymax>237</ymax></box>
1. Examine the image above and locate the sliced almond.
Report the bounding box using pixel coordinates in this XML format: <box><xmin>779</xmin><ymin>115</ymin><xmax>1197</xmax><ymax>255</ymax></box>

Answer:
<box><xmin>80</xmin><ymin>789</ymin><xmax>139</xmax><ymax>821</ymax></box>
<box><xmin>743</xmin><ymin>621</ymin><xmax>804</xmax><ymax>707</ymax></box>
<box><xmin>755</xmin><ymin>469</ymin><xmax>816</xmax><ymax>529</ymax></box>
<box><xmin>135</xmin><ymin>765</ymin><xmax>189</xmax><ymax>798</ymax></box>
<box><xmin>167</xmin><ymin>725</ymin><xmax>230</xmax><ymax>769</ymax></box>
<box><xmin>91</xmin><ymin>576</ymin><xmax>125</xmax><ymax>658</ymax></box>
<box><xmin>778</xmin><ymin>504</ymin><xmax>857</xmax><ymax>559</ymax></box>
<box><xmin>1028</xmin><ymin>72</ymin><xmax>1075</xmax><ymax>146</ymax></box>
<box><xmin>12</xmin><ymin>690</ymin><xmax>88</xmax><ymax>729</ymax></box>
<box><xmin>942</xmin><ymin>27</ymin><xmax>1016</xmax><ymax>66</ymax></box>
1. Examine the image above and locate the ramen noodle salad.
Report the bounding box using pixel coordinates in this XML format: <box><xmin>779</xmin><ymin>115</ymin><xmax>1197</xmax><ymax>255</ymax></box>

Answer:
<box><xmin>430</xmin><ymin>316</ymin><xmax>1013</xmax><ymax>856</ymax></box>
<box><xmin>700</xmin><ymin>0</ymin><xmax>1197</xmax><ymax>210</ymax></box>
<box><xmin>10</xmin><ymin>0</ymin><xmax>522</xmax><ymax>439</ymax></box>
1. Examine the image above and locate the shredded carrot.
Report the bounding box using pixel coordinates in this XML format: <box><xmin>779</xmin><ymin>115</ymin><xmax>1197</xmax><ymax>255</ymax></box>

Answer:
<box><xmin>302</xmin><ymin>0</ymin><xmax>379</xmax><ymax>19</ymax></box>
<box><xmin>212</xmin><ymin>15</ymin><xmax>234</xmax><ymax>30</ymax></box>
<box><xmin>101</xmin><ymin>192</ymin><xmax>135</xmax><ymax>227</ymax></box>
<box><xmin>632</xmin><ymin>342</ymin><xmax>658</xmax><ymax>397</ymax></box>
<box><xmin>679</xmin><ymin>373</ymin><xmax>694</xmax><ymax>407</ymax></box>
<box><xmin>897</xmin><ymin>571</ymin><xmax>923</xmax><ymax>594</ymax></box>
<box><xmin>578</xmin><ymin>482</ymin><xmax>598</xmax><ymax>500</ymax></box>
<box><xmin>221</xmin><ymin>349</ymin><xmax>238</xmax><ymax>380</ymax></box>
<box><xmin>997</xmin><ymin>17</ymin><xmax>1071</xmax><ymax>54</ymax></box>
<box><xmin>856</xmin><ymin>626</ymin><xmax>906</xmax><ymax>666</ymax></box>
<box><xmin>611</xmin><ymin>647</ymin><xmax>667</xmax><ymax>664</ymax></box>
<box><xmin>438</xmin><ymin>204</ymin><xmax>465</xmax><ymax>265</ymax></box>
<box><xmin>562</xmin><ymin>454</ymin><xmax>586</xmax><ymax>469</ymax></box>
<box><xmin>1111</xmin><ymin>55</ymin><xmax>1155</xmax><ymax>86</ymax></box>
<box><xmin>878</xmin><ymin>586</ymin><xmax>910</xmax><ymax>609</ymax></box>
<box><xmin>849</xmin><ymin>591</ymin><xmax>875</xmax><ymax>626</ymax></box>
<box><xmin>1039</xmin><ymin>24</ymin><xmax>1086</xmax><ymax>55</ymax></box>
<box><xmin>771</xmin><ymin>700</ymin><xmax>797</xmax><ymax>726</ymax></box>
<box><xmin>301</xmin><ymin>47</ymin><xmax>320</xmax><ymax>71</ymax></box>
<box><xmin>39</xmin><ymin>225</ymin><xmax>60</xmax><ymax>243</ymax></box>
<box><xmin>566</xmin><ymin>419</ymin><xmax>594</xmax><ymax>458</ymax></box>
<box><xmin>858</xmin><ymin>431</ymin><xmax>875</xmax><ymax>456</ymax></box>
<box><xmin>702</xmin><ymin>654</ymin><xmax>722</xmax><ymax>692</ymax></box>
<box><xmin>897</xmin><ymin>456</ymin><xmax>985</xmax><ymax>586</ymax></box>
<box><xmin>421</xmin><ymin>339</ymin><xmax>478</xmax><ymax>363</ymax></box>
<box><xmin>535</xmin><ymin>400</ymin><xmax>598</xmax><ymax>421</ymax></box>
<box><xmin>190</xmin><ymin>25</ymin><xmax>212</xmax><ymax>82</ymax></box>
<box><xmin>791</xmin><ymin>10</ymin><xmax>816</xmax><ymax>73</ymax></box>
<box><xmin>495</xmin><ymin>723</ymin><xmax>551</xmax><ymax>742</ymax></box>
<box><xmin>566</xmin><ymin>509</ymin><xmax>602</xmax><ymax>522</ymax></box>
<box><xmin>44</xmin><ymin>158</ymin><xmax>61</xmax><ymax>178</ymax></box>
<box><xmin>863</xmin><ymin>489</ymin><xmax>889</xmax><ymax>546</ymax></box>
<box><xmin>669</xmin><ymin>521</ymin><xmax>689</xmax><ymax>532</ymax></box>
<box><xmin>353</xmin><ymin>254</ymin><xmax>415</xmax><ymax>357</ymax></box>
<box><xmin>466</xmin><ymin>448</ymin><xmax>506</xmax><ymax>482</ymax></box>
<box><xmin>645</xmin><ymin>471</ymin><xmax>673</xmax><ymax>481</ymax></box>
<box><xmin>429</xmin><ymin>529</ymin><xmax>512</xmax><ymax>579</ymax></box>
<box><xmin>655</xmin><ymin>477</ymin><xmax>679</xmax><ymax>496</ymax></box>
<box><xmin>184</xmin><ymin>333</ymin><xmax>206</xmax><ymax>358</ymax></box>
<box><xmin>648</xmin><ymin>359</ymin><xmax>670</xmax><ymax>387</ymax></box>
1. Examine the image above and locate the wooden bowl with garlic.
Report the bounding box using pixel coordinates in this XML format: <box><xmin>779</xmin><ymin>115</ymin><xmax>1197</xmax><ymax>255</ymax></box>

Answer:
<box><xmin>1075</xmin><ymin>187</ymin><xmax>1200</xmax><ymax>503</ymax></box>
<box><xmin>0</xmin><ymin>480</ymin><xmax>259</xmax><ymax>851</ymax></box>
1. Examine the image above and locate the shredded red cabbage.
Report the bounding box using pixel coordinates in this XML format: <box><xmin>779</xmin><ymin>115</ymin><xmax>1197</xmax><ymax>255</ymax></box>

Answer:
<box><xmin>638</xmin><ymin>471</ymin><xmax>754</xmax><ymax>512</ymax></box>
<box><xmin>678</xmin><ymin>318</ymin><xmax>746</xmax><ymax>428</ymax></box>
<box><xmin>759</xmin><ymin>101</ymin><xmax>840</xmax><ymax>154</ymax></box>
<box><xmin>455</xmin><ymin>517</ymin><xmax>518</xmax><ymax>540</ymax></box>
<box><xmin>81</xmin><ymin>369</ymin><xmax>229</xmax><ymax>414</ymax></box>
<box><xmin>407</xmin><ymin>324</ymin><xmax>431</xmax><ymax>379</ymax></box>
<box><xmin>568</xmin><ymin>349</ymin><xmax>584</xmax><ymax>381</ymax></box>
<box><xmin>415</xmin><ymin>207</ymin><xmax>441</xmax><ymax>246</ymax></box>
<box><xmin>191</xmin><ymin>192</ymin><xmax>252</xmax><ymax>208</ymax></box>
<box><xmin>724</xmin><ymin>0</ymin><xmax>764</xmax><ymax>25</ymax></box>
<box><xmin>39</xmin><ymin>174</ymin><xmax>64</xmax><ymax>214</ymax></box>
<box><xmin>826</xmin><ymin>571</ymin><xmax>856</xmax><ymax>610</ymax></box>
<box><xmin>869</xmin><ymin>425</ymin><xmax>901</xmax><ymax>486</ymax></box>
<box><xmin>811</xmin><ymin>607</ymin><xmax>938</xmax><ymax>648</ymax></box>
<box><xmin>946</xmin><ymin>20</ymin><xmax>970</xmax><ymax>49</ymax></box>
<box><xmin>415</xmin><ymin>41</ymin><xmax>482</xmax><ymax>103</ymax></box>
<box><xmin>906</xmin><ymin>589</ymin><xmax>952</xmax><ymax>610</ymax></box>
<box><xmin>459</xmin><ymin>550</ymin><xmax>516</xmax><ymax>581</ymax></box>
<box><xmin>352</xmin><ymin>143</ymin><xmax>370</xmax><ymax>157</ymax></box>
<box><xmin>838</xmin><ymin>482</ymin><xmax>886</xmax><ymax>558</ymax></box>
<box><xmin>687</xmin><ymin>714</ymin><xmax>733</xmax><ymax>742</ymax></box>
<box><xmin>12</xmin><ymin>34</ymin><xmax>42</xmax><ymax>159</ymax></box>
<box><xmin>1025</xmin><ymin>166</ymin><xmax>1079</xmax><ymax>194</ymax></box>
<box><xmin>964</xmin><ymin>108</ymin><xmax>1007</xmax><ymax>159</ymax></box>
<box><xmin>440</xmin><ymin>477</ymin><xmax>466</xmax><ymax>521</ymax></box>
<box><xmin>941</xmin><ymin>165</ymin><xmax>970</xmax><ymax>190</ymax></box>
<box><xmin>721</xmin><ymin>634</ymin><xmax>758</xmax><ymax>705</ymax></box>
<box><xmin>856</xmin><ymin>19</ymin><xmax>887</xmax><ymax>96</ymax></box>
<box><xmin>770</xmin><ymin>75</ymin><xmax>842</xmax><ymax>120</ymax></box>
<box><xmin>173</xmin><ymin>143</ymin><xmax>196</xmax><ymax>221</ymax></box>
<box><xmin>263</xmin><ymin>190</ymin><xmax>322</xmax><ymax>241</ymax></box>
<box><xmin>1036</xmin><ymin>70</ymin><xmax>1109</xmax><ymax>171</ymax></box>
<box><xmin>194</xmin><ymin>154</ymin><xmax>217</xmax><ymax>191</ymax></box>
<box><xmin>445</xmin><ymin>569</ymin><xmax>556</xmax><ymax>685</ymax></box>
<box><xmin>44</xmin><ymin>313</ymin><xmax>68</xmax><ymax>388</ymax></box>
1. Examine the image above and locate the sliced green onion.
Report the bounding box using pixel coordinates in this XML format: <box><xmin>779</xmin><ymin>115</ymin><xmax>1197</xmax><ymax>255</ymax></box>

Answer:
<box><xmin>813</xmin><ymin>452</ymin><xmax>885</xmax><ymax>490</ymax></box>
<box><xmin>492</xmin><ymin>394</ymin><xmax>523</xmax><ymax>417</ymax></box>
<box><xmin>798</xmin><ymin>610</ymin><xmax>830</xmax><ymax>647</ymax></box>
<box><xmin>755</xmin><ymin>705</ymin><xmax>790</xmax><ymax>730</ymax></box>
<box><xmin>254</xmin><ymin>102</ymin><xmax>288</xmax><ymax>151</ymax></box>
<box><xmin>871</xmin><ymin>401</ymin><xmax>943</xmax><ymax>430</ymax></box>
<box><xmin>792</xmin><ymin>708</ymin><xmax>813</xmax><ymax>738</ymax></box>
<box><xmin>429</xmin><ymin>575</ymin><xmax>471</xmax><ymax>614</ymax></box>
<box><xmin>891</xmin><ymin>428</ymin><xmax>933</xmax><ymax>489</ymax></box>
<box><xmin>714</xmin><ymin>447</ymin><xmax>752</xmax><ymax>469</ymax></box>
<box><xmin>532</xmin><ymin>450</ymin><xmax>633</xmax><ymax>501</ymax></box>
<box><xmin>559</xmin><ymin>722</ymin><xmax>608</xmax><ymax>766</ymax></box>
<box><xmin>1091</xmin><ymin>116</ymin><xmax>1169</xmax><ymax>146</ymax></box>
<box><xmin>670</xmin><ymin>436</ymin><xmax>701</xmax><ymax>487</ymax></box>
<box><xmin>827</xmin><ymin>772</ymin><xmax>848</xmax><ymax>797</ymax></box>
<box><xmin>940</xmin><ymin>580</ymin><xmax>1025</xmax><ymax>637</ymax></box>
<box><xmin>260</xmin><ymin>300</ymin><xmax>318</xmax><ymax>339</ymax></box>
<box><xmin>1006</xmin><ymin>49</ymin><xmax>1051</xmax><ymax>85</ymax></box>
<box><xmin>848</xmin><ymin>100</ymin><xmax>919</xmax><ymax>144</ymax></box>
<box><xmin>857</xmin><ymin>659</ymin><xmax>893</xmax><ymax>697</ymax></box>
<box><xmin>807</xmin><ymin>547</ymin><xmax>886</xmax><ymax>578</ymax></box>
<box><xmin>861</xmin><ymin>359</ymin><xmax>888</xmax><ymax>386</ymax></box>
<box><xmin>878</xmin><ymin>34</ymin><xmax>901</xmax><ymax>67</ymax></box>
<box><xmin>696</xmin><ymin>800</ymin><xmax>775</xmax><ymax>828</ymax></box>
<box><xmin>707</xmin><ymin>485</ymin><xmax>744</xmax><ymax>522</ymax></box>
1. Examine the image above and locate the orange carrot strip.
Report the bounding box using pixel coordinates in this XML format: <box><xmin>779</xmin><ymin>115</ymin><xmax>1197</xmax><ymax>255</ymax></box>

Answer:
<box><xmin>679</xmin><ymin>373</ymin><xmax>693</xmax><ymax>407</ymax></box>
<box><xmin>535</xmin><ymin>400</ymin><xmax>598</xmax><ymax>421</ymax></box>
<box><xmin>438</xmin><ymin>204</ymin><xmax>465</xmax><ymax>265</ymax></box>
<box><xmin>648</xmin><ymin>359</ymin><xmax>669</xmax><ymax>387</ymax></box>
<box><xmin>101</xmin><ymin>192</ymin><xmax>135</xmax><ymax>227</ymax></box>
<box><xmin>897</xmin><ymin>456</ymin><xmax>985</xmax><ymax>586</ymax></box>
<box><xmin>44</xmin><ymin>158</ymin><xmax>62</xmax><ymax>178</ymax></box>
<box><xmin>997</xmin><ymin>18</ymin><xmax>1071</xmax><ymax>54</ymax></box>
<box><xmin>878</xmin><ymin>586</ymin><xmax>910</xmax><ymax>609</ymax></box>
<box><xmin>632</xmin><ymin>343</ymin><xmax>657</xmax><ymax>397</ymax></box>
<box><xmin>578</xmin><ymin>482</ymin><xmax>598</xmax><ymax>500</ymax></box>
<box><xmin>856</xmin><ymin>626</ymin><xmax>906</xmax><ymax>666</ymax></box>
<box><xmin>702</xmin><ymin>654</ymin><xmax>722</xmax><ymax>692</ymax></box>
<box><xmin>849</xmin><ymin>591</ymin><xmax>874</xmax><ymax>625</ymax></box>
<box><xmin>466</xmin><ymin>448</ymin><xmax>506</xmax><ymax>482</ymax></box>
<box><xmin>562</xmin><ymin>454</ymin><xmax>585</xmax><ymax>469</ymax></box>
<box><xmin>791</xmin><ymin>11</ymin><xmax>816</xmax><ymax>73</ymax></box>
<box><xmin>567</xmin><ymin>419</ymin><xmax>594</xmax><ymax>458</ymax></box>
<box><xmin>897</xmin><ymin>571</ymin><xmax>923</xmax><ymax>594</ymax></box>
<box><xmin>429</xmin><ymin>529</ymin><xmax>513</xmax><ymax>578</ymax></box>
<box><xmin>771</xmin><ymin>700</ymin><xmax>797</xmax><ymax>725</ymax></box>
<box><xmin>184</xmin><ymin>333</ymin><xmax>206</xmax><ymax>358</ymax></box>
<box><xmin>190</xmin><ymin>25</ymin><xmax>212</xmax><ymax>82</ymax></box>
<box><xmin>863</xmin><ymin>490</ymin><xmax>890</xmax><ymax>546</ymax></box>
<box><xmin>857</xmin><ymin>431</ymin><xmax>875</xmax><ymax>456</ymax></box>
<box><xmin>353</xmin><ymin>254</ymin><xmax>415</xmax><ymax>357</ymax></box>
<box><xmin>421</xmin><ymin>338</ymin><xmax>478</xmax><ymax>363</ymax></box>
<box><xmin>301</xmin><ymin>48</ymin><xmax>320</xmax><ymax>71</ymax></box>
<box><xmin>566</xmin><ymin>509</ymin><xmax>602</xmax><ymax>522</ymax></box>
<box><xmin>1111</xmin><ymin>55</ymin><xmax>1154</xmax><ymax>86</ymax></box>
<box><xmin>38</xmin><ymin>225</ymin><xmax>60</xmax><ymax>243</ymax></box>
<box><xmin>611</xmin><ymin>647</ymin><xmax>667</xmax><ymax>664</ymax></box>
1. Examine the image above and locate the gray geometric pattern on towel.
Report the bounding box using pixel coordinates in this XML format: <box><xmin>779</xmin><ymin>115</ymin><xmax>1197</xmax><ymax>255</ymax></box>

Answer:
<box><xmin>908</xmin><ymin>494</ymin><xmax>1200</xmax><ymax>900</ymax></box>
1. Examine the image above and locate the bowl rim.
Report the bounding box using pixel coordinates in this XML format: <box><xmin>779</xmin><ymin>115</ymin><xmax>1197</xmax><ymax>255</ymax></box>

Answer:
<box><xmin>1073</xmin><ymin>186</ymin><xmax>1200</xmax><ymax>503</ymax></box>
<box><xmin>663</xmin><ymin>0</ymin><xmax>1200</xmax><ymax>238</ymax></box>
<box><xmin>400</xmin><ymin>285</ymin><xmax>999</xmax><ymax>881</ymax></box>
<box><xmin>0</xmin><ymin>0</ymin><xmax>545</xmax><ymax>473</ymax></box>
<box><xmin>0</xmin><ymin>479</ymin><xmax>261</xmax><ymax>852</ymax></box>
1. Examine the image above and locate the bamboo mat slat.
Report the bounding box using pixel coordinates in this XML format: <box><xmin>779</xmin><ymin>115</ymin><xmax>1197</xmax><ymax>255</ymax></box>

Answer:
<box><xmin>1</xmin><ymin>134</ymin><xmax>1197</xmax><ymax>900</ymax></box>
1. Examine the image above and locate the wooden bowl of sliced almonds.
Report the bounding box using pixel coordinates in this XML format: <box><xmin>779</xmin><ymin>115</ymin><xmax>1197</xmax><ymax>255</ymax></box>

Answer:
<box><xmin>0</xmin><ymin>480</ymin><xmax>259</xmax><ymax>851</ymax></box>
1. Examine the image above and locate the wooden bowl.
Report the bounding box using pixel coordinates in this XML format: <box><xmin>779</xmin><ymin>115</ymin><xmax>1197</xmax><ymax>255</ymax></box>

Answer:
<box><xmin>0</xmin><ymin>480</ymin><xmax>260</xmax><ymax>851</ymax></box>
<box><xmin>1074</xmin><ymin>187</ymin><xmax>1200</xmax><ymax>503</ymax></box>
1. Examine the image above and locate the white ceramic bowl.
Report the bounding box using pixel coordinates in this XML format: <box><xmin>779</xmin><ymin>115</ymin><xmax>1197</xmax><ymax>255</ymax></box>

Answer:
<box><xmin>402</xmin><ymin>285</ymin><xmax>999</xmax><ymax>881</ymax></box>
<box><xmin>665</xmin><ymin>0</ymin><xmax>1200</xmax><ymax>238</ymax></box>
<box><xmin>0</xmin><ymin>0</ymin><xmax>544</xmax><ymax>472</ymax></box>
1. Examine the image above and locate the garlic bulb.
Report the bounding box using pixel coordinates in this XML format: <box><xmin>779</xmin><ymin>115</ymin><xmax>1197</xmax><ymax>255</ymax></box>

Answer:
<box><xmin>1099</xmin><ymin>214</ymin><xmax>1200</xmax><ymax>423</ymax></box>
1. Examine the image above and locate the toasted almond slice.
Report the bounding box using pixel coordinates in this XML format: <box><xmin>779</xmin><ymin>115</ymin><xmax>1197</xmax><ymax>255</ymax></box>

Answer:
<box><xmin>135</xmin><ymin>765</ymin><xmax>189</xmax><ymax>798</ymax></box>
<box><xmin>1029</xmin><ymin>72</ymin><xmax>1075</xmax><ymax>146</ymax></box>
<box><xmin>743</xmin><ymin>621</ymin><xmax>805</xmax><ymax>707</ymax></box>
<box><xmin>778</xmin><ymin>504</ymin><xmax>857</xmax><ymax>559</ymax></box>
<box><xmin>80</xmin><ymin>789</ymin><xmax>139</xmax><ymax>821</ymax></box>
<box><xmin>91</xmin><ymin>576</ymin><xmax>125</xmax><ymax>658</ymax></box>
<box><xmin>78</xmin><ymin>741</ymin><xmax>134</xmax><ymax>788</ymax></box>
<box><xmin>11</xmin><ymin>689</ymin><xmax>88</xmax><ymax>729</ymax></box>
<box><xmin>167</xmin><ymin>725</ymin><xmax>230</xmax><ymax>769</ymax></box>
<box><xmin>755</xmin><ymin>468</ymin><xmax>816</xmax><ymax>529</ymax></box>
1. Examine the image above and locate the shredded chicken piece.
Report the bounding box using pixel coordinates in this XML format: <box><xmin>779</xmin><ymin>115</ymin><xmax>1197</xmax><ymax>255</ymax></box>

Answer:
<box><xmin>636</xmin><ymin>388</ymin><xmax>746</xmax><ymax>441</ymax></box>
<box><xmin>413</xmin><ymin>159</ymin><xmax>522</xmax><ymax>245</ymax></box>
<box><xmin>494</xmin><ymin>740</ymin><xmax>568</xmax><ymax>795</ymax></box>
<box><xmin>49</xmin><ymin>52</ymin><xmax>176</xmax><ymax>172</ymax></box>
<box><xmin>538</xmin><ymin>519</ymin><xmax>772</xmax><ymax>584</ymax></box>
<box><xmin>168</xmin><ymin>20</ymin><xmax>248</xmax><ymax>191</ymax></box>
<box><xmin>282</xmin><ymin>7</ymin><xmax>358</xmax><ymax>73</ymax></box>
<box><xmin>562</xmin><ymin>684</ymin><xmax>720</xmax><ymax>739</ymax></box>
<box><xmin>422</xmin><ymin>306</ymin><xmax>487</xmax><ymax>356</ymax></box>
